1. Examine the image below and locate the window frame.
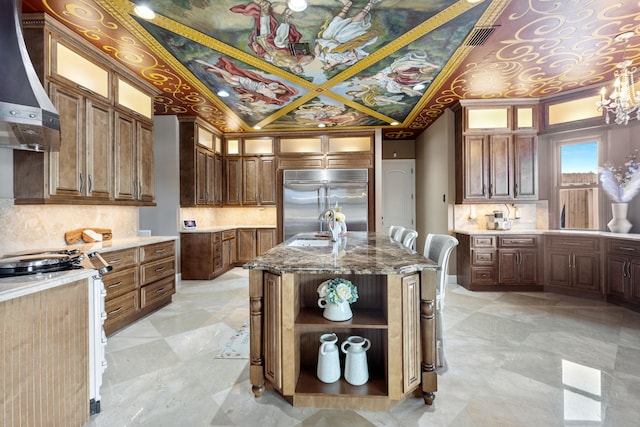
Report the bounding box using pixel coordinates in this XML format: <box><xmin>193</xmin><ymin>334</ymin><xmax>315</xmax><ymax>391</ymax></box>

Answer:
<box><xmin>550</xmin><ymin>130</ymin><xmax>606</xmax><ymax>230</ymax></box>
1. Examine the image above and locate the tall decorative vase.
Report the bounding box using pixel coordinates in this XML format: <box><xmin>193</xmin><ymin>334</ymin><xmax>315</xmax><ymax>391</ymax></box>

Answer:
<box><xmin>608</xmin><ymin>202</ymin><xmax>632</xmax><ymax>233</ymax></box>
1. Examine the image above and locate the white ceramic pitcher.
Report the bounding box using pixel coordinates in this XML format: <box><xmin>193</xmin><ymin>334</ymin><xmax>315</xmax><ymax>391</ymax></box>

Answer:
<box><xmin>317</xmin><ymin>333</ymin><xmax>340</xmax><ymax>383</ymax></box>
<box><xmin>341</xmin><ymin>335</ymin><xmax>370</xmax><ymax>386</ymax></box>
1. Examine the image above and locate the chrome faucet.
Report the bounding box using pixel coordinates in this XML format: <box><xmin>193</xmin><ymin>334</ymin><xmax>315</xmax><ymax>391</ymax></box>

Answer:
<box><xmin>318</xmin><ymin>209</ymin><xmax>339</xmax><ymax>242</ymax></box>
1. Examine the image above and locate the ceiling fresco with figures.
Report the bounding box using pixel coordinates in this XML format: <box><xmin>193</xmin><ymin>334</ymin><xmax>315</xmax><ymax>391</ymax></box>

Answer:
<box><xmin>20</xmin><ymin>0</ymin><xmax>640</xmax><ymax>139</ymax></box>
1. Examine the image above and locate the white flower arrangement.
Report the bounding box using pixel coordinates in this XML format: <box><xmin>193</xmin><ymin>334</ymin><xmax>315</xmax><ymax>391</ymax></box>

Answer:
<box><xmin>317</xmin><ymin>278</ymin><xmax>358</xmax><ymax>305</ymax></box>
<box><xmin>600</xmin><ymin>150</ymin><xmax>640</xmax><ymax>203</ymax></box>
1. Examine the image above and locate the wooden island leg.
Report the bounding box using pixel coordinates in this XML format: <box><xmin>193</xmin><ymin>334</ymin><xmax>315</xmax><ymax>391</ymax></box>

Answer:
<box><xmin>249</xmin><ymin>269</ymin><xmax>265</xmax><ymax>397</ymax></box>
<box><xmin>420</xmin><ymin>270</ymin><xmax>437</xmax><ymax>405</ymax></box>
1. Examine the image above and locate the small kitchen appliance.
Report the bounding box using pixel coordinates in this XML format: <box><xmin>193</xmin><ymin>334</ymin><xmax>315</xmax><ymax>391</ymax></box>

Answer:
<box><xmin>485</xmin><ymin>211</ymin><xmax>511</xmax><ymax>230</ymax></box>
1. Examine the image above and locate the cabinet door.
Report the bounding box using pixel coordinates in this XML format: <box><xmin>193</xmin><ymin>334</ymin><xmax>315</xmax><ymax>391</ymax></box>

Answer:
<box><xmin>629</xmin><ymin>259</ymin><xmax>640</xmax><ymax>304</ymax></box>
<box><xmin>514</xmin><ymin>134</ymin><xmax>537</xmax><ymax>199</ymax></box>
<box><xmin>85</xmin><ymin>98</ymin><xmax>112</xmax><ymax>200</ymax></box>
<box><xmin>259</xmin><ymin>157</ymin><xmax>276</xmax><ymax>205</ymax></box>
<box><xmin>225</xmin><ymin>157</ymin><xmax>242</xmax><ymax>205</ymax></box>
<box><xmin>137</xmin><ymin>121</ymin><xmax>154</xmax><ymax>203</ymax></box>
<box><xmin>546</xmin><ymin>250</ymin><xmax>572</xmax><ymax>288</ymax></box>
<box><xmin>401</xmin><ymin>273</ymin><xmax>421</xmax><ymax>393</ymax></box>
<box><xmin>498</xmin><ymin>249</ymin><xmax>519</xmax><ymax>283</ymax></box>
<box><xmin>573</xmin><ymin>253</ymin><xmax>600</xmax><ymax>292</ymax></box>
<box><xmin>237</xmin><ymin>229</ymin><xmax>257</xmax><ymax>262</ymax></box>
<box><xmin>114</xmin><ymin>112</ymin><xmax>136</xmax><ymax>201</ymax></box>
<box><xmin>489</xmin><ymin>134</ymin><xmax>512</xmax><ymax>199</ymax></box>
<box><xmin>257</xmin><ymin>229</ymin><xmax>276</xmax><ymax>255</ymax></box>
<box><xmin>214</xmin><ymin>154</ymin><xmax>223</xmax><ymax>206</ymax></box>
<box><xmin>242</xmin><ymin>157</ymin><xmax>259</xmax><ymax>205</ymax></box>
<box><xmin>518</xmin><ymin>249</ymin><xmax>538</xmax><ymax>284</ymax></box>
<box><xmin>49</xmin><ymin>83</ymin><xmax>84</xmax><ymax>198</ymax></box>
<box><xmin>263</xmin><ymin>272</ymin><xmax>282</xmax><ymax>391</ymax></box>
<box><xmin>607</xmin><ymin>255</ymin><xmax>627</xmax><ymax>298</ymax></box>
<box><xmin>463</xmin><ymin>135</ymin><xmax>488</xmax><ymax>200</ymax></box>
<box><xmin>195</xmin><ymin>149</ymin><xmax>208</xmax><ymax>204</ymax></box>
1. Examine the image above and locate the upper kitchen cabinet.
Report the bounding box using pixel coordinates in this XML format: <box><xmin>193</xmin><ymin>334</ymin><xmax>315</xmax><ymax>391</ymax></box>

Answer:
<box><xmin>276</xmin><ymin>133</ymin><xmax>374</xmax><ymax>170</ymax></box>
<box><xmin>14</xmin><ymin>14</ymin><xmax>157</xmax><ymax>205</ymax></box>
<box><xmin>224</xmin><ymin>137</ymin><xmax>276</xmax><ymax>206</ymax></box>
<box><xmin>179</xmin><ymin>117</ymin><xmax>223</xmax><ymax>207</ymax></box>
<box><xmin>454</xmin><ymin>100</ymin><xmax>539</xmax><ymax>203</ymax></box>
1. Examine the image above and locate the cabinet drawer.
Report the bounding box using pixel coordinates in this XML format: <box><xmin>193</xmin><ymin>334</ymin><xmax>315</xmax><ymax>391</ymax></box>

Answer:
<box><xmin>100</xmin><ymin>248</ymin><xmax>137</xmax><ymax>271</ymax></box>
<box><xmin>103</xmin><ymin>267</ymin><xmax>138</xmax><ymax>300</ymax></box>
<box><xmin>141</xmin><ymin>276</ymin><xmax>175</xmax><ymax>308</ymax></box>
<box><xmin>499</xmin><ymin>236</ymin><xmax>537</xmax><ymax>247</ymax></box>
<box><xmin>105</xmin><ymin>289</ymin><xmax>138</xmax><ymax>324</ymax></box>
<box><xmin>471</xmin><ymin>267</ymin><xmax>497</xmax><ymax>285</ymax></box>
<box><xmin>607</xmin><ymin>239</ymin><xmax>640</xmax><ymax>256</ymax></box>
<box><xmin>140</xmin><ymin>241</ymin><xmax>175</xmax><ymax>263</ymax></box>
<box><xmin>222</xmin><ymin>229</ymin><xmax>236</xmax><ymax>240</ymax></box>
<box><xmin>546</xmin><ymin>235</ymin><xmax>599</xmax><ymax>251</ymax></box>
<box><xmin>472</xmin><ymin>236</ymin><xmax>496</xmax><ymax>247</ymax></box>
<box><xmin>472</xmin><ymin>249</ymin><xmax>496</xmax><ymax>266</ymax></box>
<box><xmin>141</xmin><ymin>256</ymin><xmax>175</xmax><ymax>285</ymax></box>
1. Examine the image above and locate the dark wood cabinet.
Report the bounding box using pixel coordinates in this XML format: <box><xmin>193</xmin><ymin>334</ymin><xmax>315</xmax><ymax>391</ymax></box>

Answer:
<box><xmin>180</xmin><ymin>232</ymin><xmax>221</xmax><ymax>280</ymax></box>
<box><xmin>179</xmin><ymin>117</ymin><xmax>223</xmax><ymax>206</ymax></box>
<box><xmin>16</xmin><ymin>14</ymin><xmax>155</xmax><ymax>206</ymax></box>
<box><xmin>606</xmin><ymin>238</ymin><xmax>640</xmax><ymax>310</ymax></box>
<box><xmin>545</xmin><ymin>235</ymin><xmax>601</xmax><ymax>295</ymax></box>
<box><xmin>222</xmin><ymin>229</ymin><xmax>237</xmax><ymax>270</ymax></box>
<box><xmin>237</xmin><ymin>228</ymin><xmax>277</xmax><ymax>263</ymax></box>
<box><xmin>242</xmin><ymin>157</ymin><xmax>276</xmax><ymax>206</ymax></box>
<box><xmin>224</xmin><ymin>157</ymin><xmax>242</xmax><ymax>206</ymax></box>
<box><xmin>101</xmin><ymin>240</ymin><xmax>176</xmax><ymax>336</ymax></box>
<box><xmin>457</xmin><ymin>233</ymin><xmax>541</xmax><ymax>291</ymax></box>
<box><xmin>455</xmin><ymin>101</ymin><xmax>538</xmax><ymax>203</ymax></box>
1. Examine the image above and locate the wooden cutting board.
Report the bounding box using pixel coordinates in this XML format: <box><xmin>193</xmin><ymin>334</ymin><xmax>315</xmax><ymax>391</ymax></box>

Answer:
<box><xmin>64</xmin><ymin>228</ymin><xmax>113</xmax><ymax>245</ymax></box>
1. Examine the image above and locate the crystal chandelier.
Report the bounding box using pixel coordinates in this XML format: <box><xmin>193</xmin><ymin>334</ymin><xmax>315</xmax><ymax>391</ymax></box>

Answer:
<box><xmin>597</xmin><ymin>32</ymin><xmax>640</xmax><ymax>125</ymax></box>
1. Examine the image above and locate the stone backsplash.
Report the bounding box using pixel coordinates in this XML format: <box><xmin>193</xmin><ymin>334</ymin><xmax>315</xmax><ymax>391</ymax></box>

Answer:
<box><xmin>454</xmin><ymin>201</ymin><xmax>549</xmax><ymax>231</ymax></box>
<box><xmin>0</xmin><ymin>199</ymin><xmax>139</xmax><ymax>254</ymax></box>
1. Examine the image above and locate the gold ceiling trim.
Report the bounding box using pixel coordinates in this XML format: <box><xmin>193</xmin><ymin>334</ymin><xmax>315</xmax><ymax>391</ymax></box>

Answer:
<box><xmin>321</xmin><ymin>0</ymin><xmax>483</xmax><ymax>88</ymax></box>
<box><xmin>97</xmin><ymin>0</ymin><xmax>245</xmax><ymax>131</ymax></box>
<box><xmin>405</xmin><ymin>0</ymin><xmax>510</xmax><ymax>128</ymax></box>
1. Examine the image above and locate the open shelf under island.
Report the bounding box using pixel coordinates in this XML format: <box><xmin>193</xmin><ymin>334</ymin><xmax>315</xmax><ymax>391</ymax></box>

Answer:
<box><xmin>243</xmin><ymin>232</ymin><xmax>439</xmax><ymax>410</ymax></box>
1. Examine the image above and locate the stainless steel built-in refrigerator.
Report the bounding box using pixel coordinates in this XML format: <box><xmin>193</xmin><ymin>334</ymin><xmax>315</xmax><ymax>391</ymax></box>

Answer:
<box><xmin>283</xmin><ymin>169</ymin><xmax>368</xmax><ymax>240</ymax></box>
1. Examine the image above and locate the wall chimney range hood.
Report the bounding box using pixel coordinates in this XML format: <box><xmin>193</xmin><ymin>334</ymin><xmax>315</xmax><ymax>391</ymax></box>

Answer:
<box><xmin>0</xmin><ymin>0</ymin><xmax>60</xmax><ymax>152</ymax></box>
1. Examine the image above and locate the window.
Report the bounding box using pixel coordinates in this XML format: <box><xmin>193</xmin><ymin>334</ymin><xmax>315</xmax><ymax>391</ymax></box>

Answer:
<box><xmin>555</xmin><ymin>137</ymin><xmax>601</xmax><ymax>230</ymax></box>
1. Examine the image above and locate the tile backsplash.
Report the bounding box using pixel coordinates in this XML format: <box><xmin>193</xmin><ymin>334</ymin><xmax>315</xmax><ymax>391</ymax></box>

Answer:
<box><xmin>180</xmin><ymin>207</ymin><xmax>277</xmax><ymax>230</ymax></box>
<box><xmin>0</xmin><ymin>199</ymin><xmax>139</xmax><ymax>254</ymax></box>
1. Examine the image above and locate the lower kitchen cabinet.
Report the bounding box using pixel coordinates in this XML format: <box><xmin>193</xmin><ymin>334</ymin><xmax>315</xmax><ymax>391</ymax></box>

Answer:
<box><xmin>222</xmin><ymin>229</ymin><xmax>237</xmax><ymax>270</ymax></box>
<box><xmin>545</xmin><ymin>235</ymin><xmax>601</xmax><ymax>296</ymax></box>
<box><xmin>237</xmin><ymin>228</ymin><xmax>277</xmax><ymax>263</ymax></box>
<box><xmin>606</xmin><ymin>238</ymin><xmax>640</xmax><ymax>311</ymax></box>
<box><xmin>181</xmin><ymin>231</ymin><xmax>222</xmax><ymax>280</ymax></box>
<box><xmin>457</xmin><ymin>233</ymin><xmax>541</xmax><ymax>291</ymax></box>
<box><xmin>100</xmin><ymin>240</ymin><xmax>176</xmax><ymax>336</ymax></box>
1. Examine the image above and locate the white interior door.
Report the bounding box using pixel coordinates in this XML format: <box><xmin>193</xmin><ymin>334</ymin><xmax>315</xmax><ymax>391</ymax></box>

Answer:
<box><xmin>381</xmin><ymin>159</ymin><xmax>415</xmax><ymax>235</ymax></box>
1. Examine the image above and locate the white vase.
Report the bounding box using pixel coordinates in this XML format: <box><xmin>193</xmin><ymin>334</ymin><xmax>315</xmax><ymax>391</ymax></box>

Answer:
<box><xmin>608</xmin><ymin>202</ymin><xmax>632</xmax><ymax>233</ymax></box>
<box><xmin>318</xmin><ymin>298</ymin><xmax>353</xmax><ymax>321</ymax></box>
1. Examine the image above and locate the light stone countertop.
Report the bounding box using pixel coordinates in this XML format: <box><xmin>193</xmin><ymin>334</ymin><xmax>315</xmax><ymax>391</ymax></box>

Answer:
<box><xmin>0</xmin><ymin>235</ymin><xmax>177</xmax><ymax>302</ymax></box>
<box><xmin>244</xmin><ymin>231</ymin><xmax>437</xmax><ymax>275</ymax></box>
<box><xmin>454</xmin><ymin>229</ymin><xmax>640</xmax><ymax>240</ymax></box>
<box><xmin>180</xmin><ymin>226</ymin><xmax>276</xmax><ymax>233</ymax></box>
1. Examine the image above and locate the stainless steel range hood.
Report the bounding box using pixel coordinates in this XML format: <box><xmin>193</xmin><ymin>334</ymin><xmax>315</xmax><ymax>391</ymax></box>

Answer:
<box><xmin>0</xmin><ymin>0</ymin><xmax>60</xmax><ymax>152</ymax></box>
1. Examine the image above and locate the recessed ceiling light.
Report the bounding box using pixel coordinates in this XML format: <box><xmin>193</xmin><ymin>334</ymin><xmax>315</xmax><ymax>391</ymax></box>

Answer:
<box><xmin>390</xmin><ymin>121</ymin><xmax>399</xmax><ymax>126</ymax></box>
<box><xmin>287</xmin><ymin>0</ymin><xmax>308</xmax><ymax>12</ymax></box>
<box><xmin>217</xmin><ymin>90</ymin><xmax>230</xmax><ymax>97</ymax></box>
<box><xmin>318</xmin><ymin>123</ymin><xmax>326</xmax><ymax>128</ymax></box>
<box><xmin>466</xmin><ymin>0</ymin><xmax>483</xmax><ymax>4</ymax></box>
<box><xmin>413</xmin><ymin>83</ymin><xmax>426</xmax><ymax>91</ymax></box>
<box><xmin>254</xmin><ymin>125</ymin><xmax>262</xmax><ymax>130</ymax></box>
<box><xmin>134</xmin><ymin>5</ymin><xmax>155</xmax><ymax>20</ymax></box>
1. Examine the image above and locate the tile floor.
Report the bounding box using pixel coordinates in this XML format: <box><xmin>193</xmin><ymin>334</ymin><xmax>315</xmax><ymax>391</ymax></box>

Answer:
<box><xmin>87</xmin><ymin>268</ymin><xmax>640</xmax><ymax>427</ymax></box>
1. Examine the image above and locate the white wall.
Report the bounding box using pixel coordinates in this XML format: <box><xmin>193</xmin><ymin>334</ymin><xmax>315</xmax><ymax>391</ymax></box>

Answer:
<box><xmin>139</xmin><ymin>116</ymin><xmax>180</xmax><ymax>236</ymax></box>
<box><xmin>414</xmin><ymin>109</ymin><xmax>455</xmax><ymax>252</ymax></box>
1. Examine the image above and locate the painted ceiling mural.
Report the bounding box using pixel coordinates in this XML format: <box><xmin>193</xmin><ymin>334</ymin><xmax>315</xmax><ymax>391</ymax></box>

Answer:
<box><xmin>20</xmin><ymin>0</ymin><xmax>640</xmax><ymax>139</ymax></box>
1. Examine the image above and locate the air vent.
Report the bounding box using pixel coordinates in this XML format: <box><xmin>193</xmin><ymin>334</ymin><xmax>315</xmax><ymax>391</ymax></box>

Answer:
<box><xmin>465</xmin><ymin>26</ymin><xmax>496</xmax><ymax>47</ymax></box>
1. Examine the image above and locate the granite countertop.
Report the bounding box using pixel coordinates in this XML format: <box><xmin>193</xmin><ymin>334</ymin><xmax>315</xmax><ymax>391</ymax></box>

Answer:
<box><xmin>72</xmin><ymin>235</ymin><xmax>178</xmax><ymax>253</ymax></box>
<box><xmin>244</xmin><ymin>231</ymin><xmax>437</xmax><ymax>275</ymax></box>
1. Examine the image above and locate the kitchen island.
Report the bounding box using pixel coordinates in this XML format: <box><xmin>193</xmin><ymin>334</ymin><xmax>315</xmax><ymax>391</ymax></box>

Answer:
<box><xmin>244</xmin><ymin>232</ymin><xmax>439</xmax><ymax>410</ymax></box>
